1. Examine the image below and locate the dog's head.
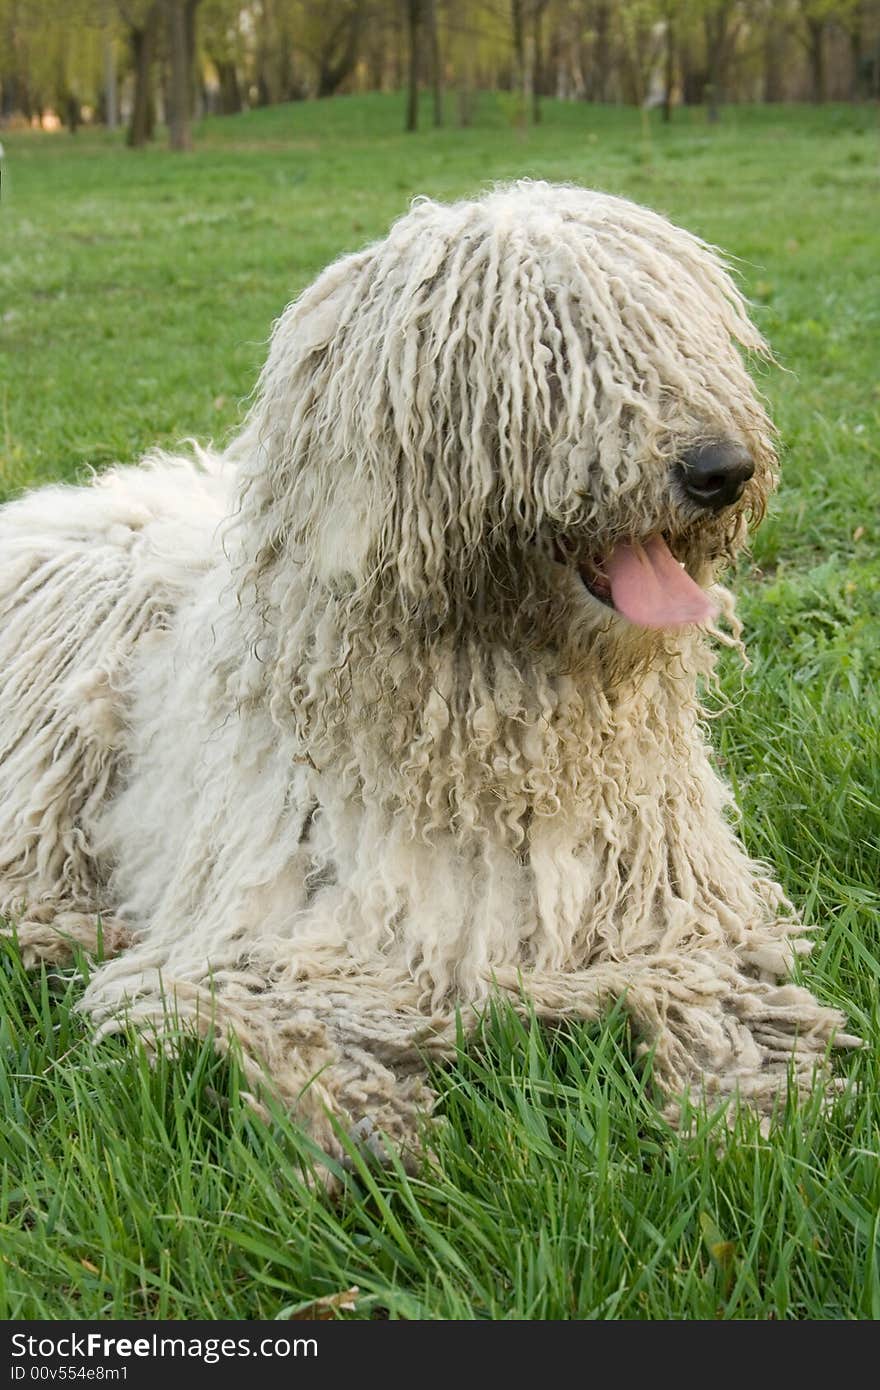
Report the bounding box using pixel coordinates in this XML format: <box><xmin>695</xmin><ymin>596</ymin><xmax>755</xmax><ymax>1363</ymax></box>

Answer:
<box><xmin>236</xmin><ymin>182</ymin><xmax>776</xmax><ymax>645</ymax></box>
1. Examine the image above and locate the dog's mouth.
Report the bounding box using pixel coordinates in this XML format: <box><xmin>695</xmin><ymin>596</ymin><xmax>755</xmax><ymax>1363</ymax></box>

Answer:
<box><xmin>558</xmin><ymin>534</ymin><xmax>718</xmax><ymax>630</ymax></box>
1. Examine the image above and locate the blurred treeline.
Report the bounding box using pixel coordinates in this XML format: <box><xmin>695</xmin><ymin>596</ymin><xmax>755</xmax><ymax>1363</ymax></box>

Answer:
<box><xmin>1</xmin><ymin>1</ymin><xmax>879</xmax><ymax>149</ymax></box>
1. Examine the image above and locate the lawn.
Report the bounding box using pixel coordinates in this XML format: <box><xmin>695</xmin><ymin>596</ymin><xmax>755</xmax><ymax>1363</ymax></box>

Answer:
<box><xmin>0</xmin><ymin>93</ymin><xmax>878</xmax><ymax>1320</ymax></box>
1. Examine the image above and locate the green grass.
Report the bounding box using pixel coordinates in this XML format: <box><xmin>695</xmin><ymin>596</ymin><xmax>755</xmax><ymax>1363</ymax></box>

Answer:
<box><xmin>0</xmin><ymin>93</ymin><xmax>878</xmax><ymax>1319</ymax></box>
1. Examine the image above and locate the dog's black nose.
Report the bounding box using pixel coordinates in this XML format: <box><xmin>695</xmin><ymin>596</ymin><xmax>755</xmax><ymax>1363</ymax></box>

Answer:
<box><xmin>679</xmin><ymin>441</ymin><xmax>755</xmax><ymax>512</ymax></box>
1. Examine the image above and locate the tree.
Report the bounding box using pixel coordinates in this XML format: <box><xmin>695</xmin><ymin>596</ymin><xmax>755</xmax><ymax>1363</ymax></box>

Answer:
<box><xmin>0</xmin><ymin>0</ymin><xmax>106</xmax><ymax>127</ymax></box>
<box><xmin>103</xmin><ymin>22</ymin><xmax>118</xmax><ymax>128</ymax></box>
<box><xmin>591</xmin><ymin>1</ymin><xmax>614</xmax><ymax>102</ymax></box>
<box><xmin>201</xmin><ymin>0</ymin><xmax>245</xmax><ymax>113</ymax></box>
<box><xmin>701</xmin><ymin>1</ymin><xmax>744</xmax><ymax>119</ymax></box>
<box><xmin>617</xmin><ymin>0</ymin><xmax>664</xmax><ymax>107</ymax></box>
<box><xmin>119</xmin><ymin>1</ymin><xmax>161</xmax><ymax>146</ymax></box>
<box><xmin>845</xmin><ymin>0</ymin><xmax>880</xmax><ymax>98</ymax></box>
<box><xmin>791</xmin><ymin>0</ymin><xmax>854</xmax><ymax>102</ymax></box>
<box><xmin>426</xmin><ymin>0</ymin><xmax>442</xmax><ymax>125</ymax></box>
<box><xmin>1</xmin><ymin>0</ymin><xmax>876</xmax><ymax>132</ymax></box>
<box><xmin>310</xmin><ymin>1</ymin><xmax>366</xmax><ymax>98</ymax></box>
<box><xmin>760</xmin><ymin>0</ymin><xmax>791</xmax><ymax>102</ymax></box>
<box><xmin>405</xmin><ymin>0</ymin><xmax>420</xmax><ymax>130</ymax></box>
<box><xmin>510</xmin><ymin>0</ymin><xmax>552</xmax><ymax>123</ymax></box>
<box><xmin>799</xmin><ymin>4</ymin><xmax>829</xmax><ymax>100</ymax></box>
<box><xmin>662</xmin><ymin>0</ymin><xmax>676</xmax><ymax>120</ymax></box>
<box><xmin>166</xmin><ymin>0</ymin><xmax>192</xmax><ymax>148</ymax></box>
<box><xmin>254</xmin><ymin>2</ymin><xmax>370</xmax><ymax>102</ymax></box>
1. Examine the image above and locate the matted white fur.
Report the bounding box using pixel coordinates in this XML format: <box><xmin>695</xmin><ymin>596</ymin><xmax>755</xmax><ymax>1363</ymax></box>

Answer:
<box><xmin>0</xmin><ymin>183</ymin><xmax>856</xmax><ymax>1161</ymax></box>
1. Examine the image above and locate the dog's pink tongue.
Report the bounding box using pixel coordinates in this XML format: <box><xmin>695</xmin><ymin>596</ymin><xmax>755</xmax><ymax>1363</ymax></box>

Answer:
<box><xmin>604</xmin><ymin>536</ymin><xmax>717</xmax><ymax>629</ymax></box>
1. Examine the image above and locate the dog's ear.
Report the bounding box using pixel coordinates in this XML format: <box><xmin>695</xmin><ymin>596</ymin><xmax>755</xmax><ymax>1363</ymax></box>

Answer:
<box><xmin>294</xmin><ymin>288</ymin><xmax>347</xmax><ymax>355</ymax></box>
<box><xmin>235</xmin><ymin>250</ymin><xmax>383</xmax><ymax>589</ymax></box>
<box><xmin>279</xmin><ymin>253</ymin><xmax>367</xmax><ymax>357</ymax></box>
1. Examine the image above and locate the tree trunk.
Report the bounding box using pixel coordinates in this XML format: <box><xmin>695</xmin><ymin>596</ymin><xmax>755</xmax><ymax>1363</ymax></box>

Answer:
<box><xmin>847</xmin><ymin>12</ymin><xmax>863</xmax><ymax>100</ymax></box>
<box><xmin>127</xmin><ymin>6</ymin><xmax>160</xmax><ymax>148</ymax></box>
<box><xmin>703</xmin><ymin>4</ymin><xmax>733</xmax><ymax>121</ymax></box>
<box><xmin>510</xmin><ymin>0</ymin><xmax>533</xmax><ymax>120</ymax></box>
<box><xmin>103</xmin><ymin>28</ymin><xmax>118</xmax><ymax>129</ymax></box>
<box><xmin>254</xmin><ymin>0</ymin><xmax>275</xmax><ymax>105</ymax></box>
<box><xmin>850</xmin><ymin>2</ymin><xmax>880</xmax><ymax>100</ymax></box>
<box><xmin>511</xmin><ymin>0</ymin><xmax>524</xmax><ymax>88</ymax></box>
<box><xmin>663</xmin><ymin>10</ymin><xmax>675</xmax><ymax>121</ymax></box>
<box><xmin>65</xmin><ymin>92</ymin><xmax>81</xmax><ymax>134</ymax></box>
<box><xmin>213</xmin><ymin>57</ymin><xmax>242</xmax><ymax>114</ymax></box>
<box><xmin>511</xmin><ymin>0</ymin><xmax>547</xmax><ymax>123</ymax></box>
<box><xmin>1</xmin><ymin>6</ymin><xmax>19</xmax><ymax>118</ymax></box>
<box><xmin>167</xmin><ymin>0</ymin><xmax>192</xmax><ymax>150</ymax></box>
<box><xmin>406</xmin><ymin>0</ymin><xmax>420</xmax><ymax>131</ymax></box>
<box><xmin>0</xmin><ymin>75</ymin><xmax>16</xmax><ymax>120</ymax></box>
<box><xmin>316</xmin><ymin>44</ymin><xmax>358</xmax><ymax>93</ymax></box>
<box><xmin>679</xmin><ymin>36</ymin><xmax>703</xmax><ymax>105</ymax></box>
<box><xmin>278</xmin><ymin>37</ymin><xmax>295</xmax><ymax>101</ymax></box>
<box><xmin>314</xmin><ymin>3</ymin><xmax>364</xmax><ymax>99</ymax></box>
<box><xmin>392</xmin><ymin>1</ymin><xmax>405</xmax><ymax>89</ymax></box>
<box><xmin>426</xmin><ymin>0</ymin><xmax>443</xmax><ymax>126</ymax></box>
<box><xmin>457</xmin><ymin>73</ymin><xmax>473</xmax><ymax>126</ymax></box>
<box><xmin>185</xmin><ymin>0</ymin><xmax>202</xmax><ymax>120</ymax></box>
<box><xmin>763</xmin><ymin>17</ymin><xmax>784</xmax><ymax>102</ymax></box>
<box><xmin>593</xmin><ymin>1</ymin><xmax>611</xmax><ymax>102</ymax></box>
<box><xmin>532</xmin><ymin>1</ymin><xmax>546</xmax><ymax>124</ymax></box>
<box><xmin>455</xmin><ymin>0</ymin><xmax>474</xmax><ymax>126</ymax></box>
<box><xmin>807</xmin><ymin>17</ymin><xmax>826</xmax><ymax>103</ymax></box>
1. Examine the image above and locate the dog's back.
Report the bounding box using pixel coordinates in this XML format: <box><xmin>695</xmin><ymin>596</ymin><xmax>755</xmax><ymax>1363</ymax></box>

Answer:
<box><xmin>0</xmin><ymin>453</ymin><xmax>230</xmax><ymax>951</ymax></box>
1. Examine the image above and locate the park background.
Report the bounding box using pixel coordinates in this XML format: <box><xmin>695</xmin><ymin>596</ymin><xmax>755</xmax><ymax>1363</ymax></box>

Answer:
<box><xmin>0</xmin><ymin>0</ymin><xmax>878</xmax><ymax>1321</ymax></box>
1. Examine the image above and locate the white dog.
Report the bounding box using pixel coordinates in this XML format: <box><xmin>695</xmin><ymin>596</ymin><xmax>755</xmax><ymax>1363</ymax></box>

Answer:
<box><xmin>0</xmin><ymin>183</ymin><xmax>853</xmax><ymax>1159</ymax></box>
